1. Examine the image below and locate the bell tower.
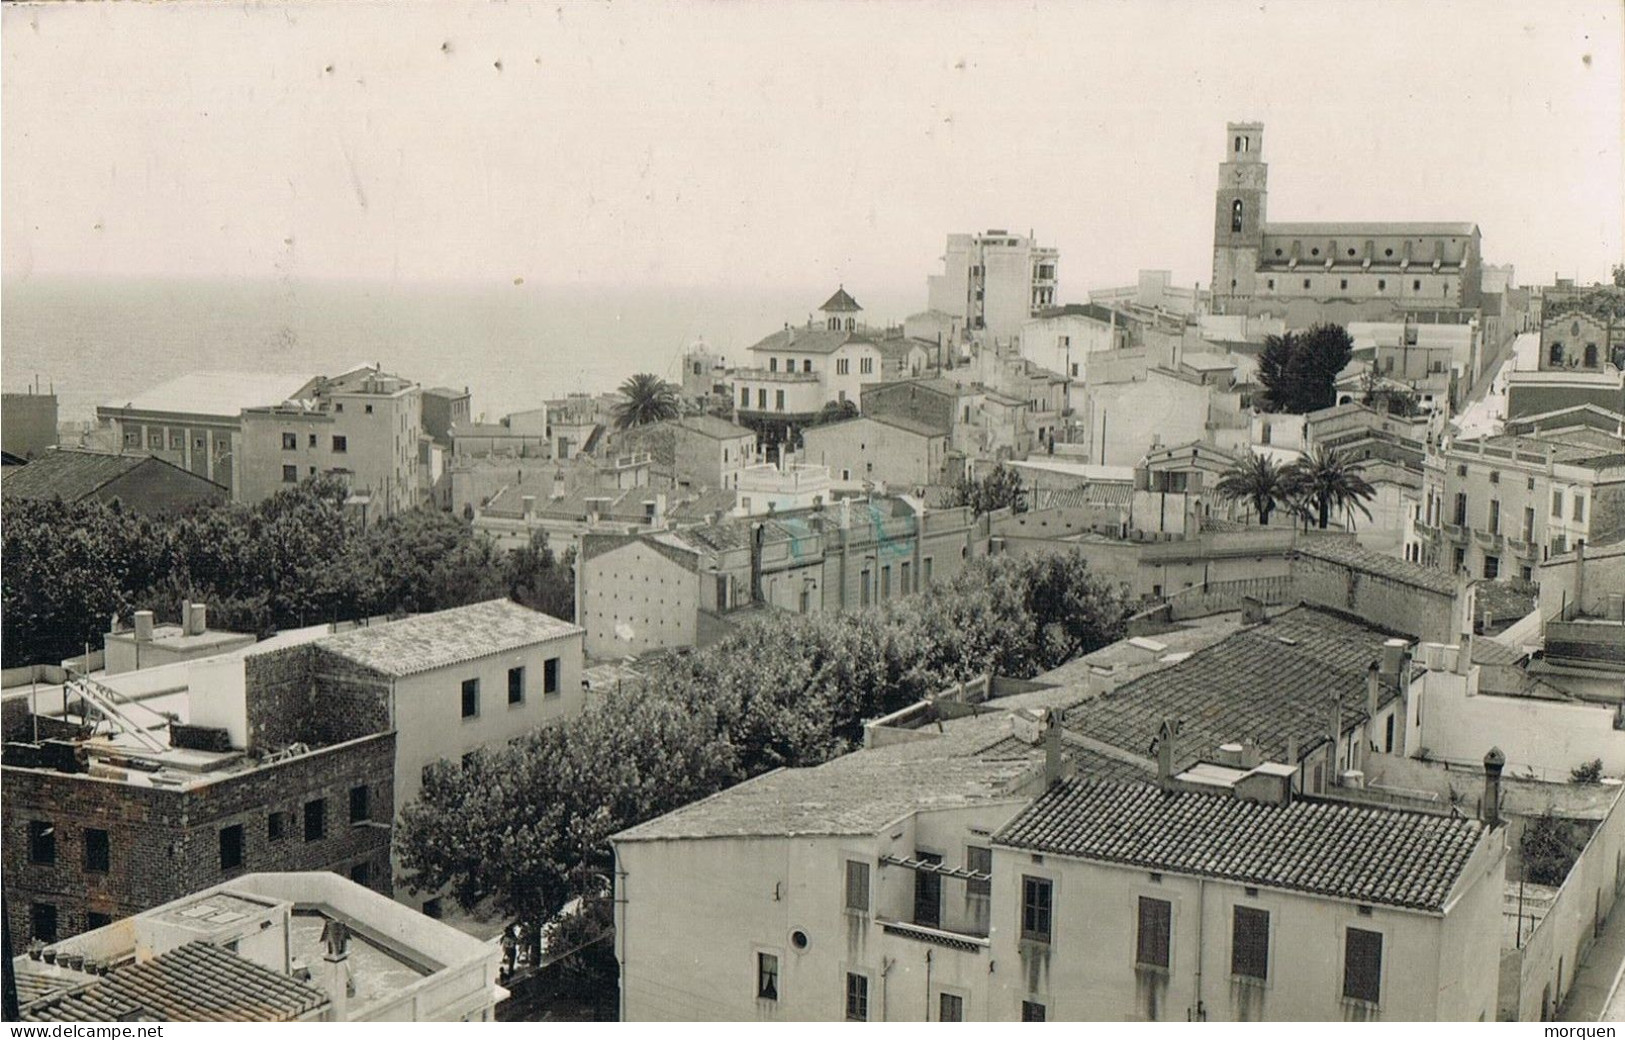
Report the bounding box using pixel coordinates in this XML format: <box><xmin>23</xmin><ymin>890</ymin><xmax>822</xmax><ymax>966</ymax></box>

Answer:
<box><xmin>1211</xmin><ymin>122</ymin><xmax>1268</xmax><ymax>314</ymax></box>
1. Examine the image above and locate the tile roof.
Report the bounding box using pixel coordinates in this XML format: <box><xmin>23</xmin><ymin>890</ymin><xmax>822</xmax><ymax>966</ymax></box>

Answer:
<box><xmin>21</xmin><ymin>942</ymin><xmax>328</xmax><ymax>1022</ymax></box>
<box><xmin>1031</xmin><ymin>484</ymin><xmax>1134</xmax><ymax>510</ymax></box>
<box><xmin>672</xmin><ymin>414</ymin><xmax>754</xmax><ymax>440</ymax></box>
<box><xmin>995</xmin><ymin>778</ymin><xmax>1486</xmax><ymax>912</ymax></box>
<box><xmin>315</xmin><ymin>599</ymin><xmax>581</xmax><ymax>677</ymax></box>
<box><xmin>1</xmin><ymin>449</ymin><xmax>224</xmax><ymax>503</ymax></box>
<box><xmin>615</xmin><ymin>715</ymin><xmax>1041</xmax><ymax>842</ymax></box>
<box><xmin>1062</xmin><ymin>606</ymin><xmax>1404</xmax><ymax>769</ymax></box>
<box><xmin>101</xmin><ymin>371</ymin><xmax>319</xmax><ymax>419</ymax></box>
<box><xmin>745</xmin><ymin>327</ymin><xmax>852</xmax><ymax>356</ymax></box>
<box><xmin>820</xmin><ymin>286</ymin><xmax>862</xmax><ymax>313</ymax></box>
<box><xmin>1293</xmin><ymin>539</ymin><xmax>1459</xmax><ymax>596</ymax></box>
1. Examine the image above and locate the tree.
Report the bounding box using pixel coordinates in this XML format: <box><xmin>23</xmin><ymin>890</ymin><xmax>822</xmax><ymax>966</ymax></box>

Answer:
<box><xmin>1282</xmin><ymin>446</ymin><xmax>1377</xmax><ymax>530</ymax></box>
<box><xmin>811</xmin><ymin>399</ymin><xmax>859</xmax><ymax>426</ymax></box>
<box><xmin>612</xmin><ymin>373</ymin><xmax>680</xmax><ymax>430</ymax></box>
<box><xmin>1612</xmin><ymin>263</ymin><xmax>1624</xmax><ymax>289</ymax></box>
<box><xmin>506</xmin><ymin>531</ymin><xmax>576</xmax><ymax>621</ymax></box>
<box><xmin>946</xmin><ymin>464</ymin><xmax>1026</xmax><ymax>516</ymax></box>
<box><xmin>1256</xmin><ymin>323</ymin><xmax>1354</xmax><ymax>414</ymax></box>
<box><xmin>1358</xmin><ymin>370</ymin><xmax>1421</xmax><ymax>418</ymax></box>
<box><xmin>1571</xmin><ymin>758</ymin><xmax>1604</xmax><ymax>784</ymax></box>
<box><xmin>1214</xmin><ymin>450</ymin><xmax>1288</xmax><ymax>525</ymax></box>
<box><xmin>1521</xmin><ymin>811</ymin><xmax>1584</xmax><ymax>887</ymax></box>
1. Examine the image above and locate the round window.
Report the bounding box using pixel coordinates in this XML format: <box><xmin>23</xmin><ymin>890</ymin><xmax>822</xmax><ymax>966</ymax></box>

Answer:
<box><xmin>790</xmin><ymin>930</ymin><xmax>809</xmax><ymax>950</ymax></box>
<box><xmin>1311</xmin><ymin>248</ymin><xmax>1320</xmax><ymax>257</ymax></box>
<box><xmin>1347</xmin><ymin>248</ymin><xmax>1356</xmax><ymax>257</ymax></box>
<box><xmin>1384</xmin><ymin>248</ymin><xmax>1394</xmax><ymax>257</ymax></box>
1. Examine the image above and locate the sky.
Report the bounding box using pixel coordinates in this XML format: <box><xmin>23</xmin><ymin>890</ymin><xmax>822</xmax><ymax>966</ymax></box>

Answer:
<box><xmin>3</xmin><ymin>0</ymin><xmax>1621</xmax><ymax>303</ymax></box>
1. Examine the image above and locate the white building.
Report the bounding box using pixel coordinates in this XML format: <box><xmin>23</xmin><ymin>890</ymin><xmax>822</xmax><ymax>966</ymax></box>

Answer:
<box><xmin>927</xmin><ymin>230</ymin><xmax>1059</xmax><ymax>343</ymax></box>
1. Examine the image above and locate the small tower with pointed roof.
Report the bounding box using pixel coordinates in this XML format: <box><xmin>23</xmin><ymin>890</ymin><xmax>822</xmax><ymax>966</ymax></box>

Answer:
<box><xmin>820</xmin><ymin>286</ymin><xmax>862</xmax><ymax>333</ymax></box>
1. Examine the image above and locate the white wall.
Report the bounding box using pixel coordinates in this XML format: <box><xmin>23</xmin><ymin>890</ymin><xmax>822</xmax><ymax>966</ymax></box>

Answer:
<box><xmin>1413</xmin><ymin>666</ymin><xmax>1625</xmax><ymax>778</ymax></box>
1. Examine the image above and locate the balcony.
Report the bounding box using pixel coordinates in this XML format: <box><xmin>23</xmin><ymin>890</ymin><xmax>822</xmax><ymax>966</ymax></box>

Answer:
<box><xmin>732</xmin><ymin>367</ymin><xmax>820</xmax><ymax>384</ymax></box>
<box><xmin>1441</xmin><ymin>522</ymin><xmax>1467</xmax><ymax>541</ymax></box>
<box><xmin>1474</xmin><ymin>529</ymin><xmax>1503</xmax><ymax>550</ymax></box>
<box><xmin>873</xmin><ymin>916</ymin><xmax>989</xmax><ymax>954</ymax></box>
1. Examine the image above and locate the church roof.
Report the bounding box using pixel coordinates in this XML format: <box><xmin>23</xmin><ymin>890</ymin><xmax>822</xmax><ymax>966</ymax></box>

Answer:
<box><xmin>820</xmin><ymin>286</ymin><xmax>862</xmax><ymax>313</ymax></box>
<box><xmin>1262</xmin><ymin>221</ymin><xmax>1479</xmax><ymax>238</ymax></box>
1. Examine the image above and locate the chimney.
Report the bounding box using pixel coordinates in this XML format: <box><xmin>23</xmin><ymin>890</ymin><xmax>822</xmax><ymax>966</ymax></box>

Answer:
<box><xmin>133</xmin><ymin>611</ymin><xmax>154</xmax><ymax>643</ymax></box>
<box><xmin>181</xmin><ymin>599</ymin><xmax>194</xmax><ymax>635</ymax></box>
<box><xmin>1365</xmin><ymin>662</ymin><xmax>1381</xmax><ymax>719</ymax></box>
<box><xmin>1327</xmin><ymin>694</ymin><xmax>1343</xmax><ymax>771</ymax></box>
<box><xmin>1043</xmin><ymin>709</ymin><xmax>1065</xmax><ymax>788</ymax></box>
<box><xmin>1575</xmin><ymin>540</ymin><xmax>1587</xmax><ymax>617</ymax></box>
<box><xmin>189</xmin><ymin>603</ymin><xmax>207</xmax><ymax>635</ymax></box>
<box><xmin>1155</xmin><ymin>717</ymin><xmax>1177</xmax><ymax>787</ymax></box>
<box><xmin>1482</xmin><ymin>747</ymin><xmax>1505</xmax><ymax>828</ymax></box>
<box><xmin>319</xmin><ymin>919</ymin><xmax>352</xmax><ymax>1021</ymax></box>
<box><xmin>1379</xmin><ymin>637</ymin><xmax>1407</xmax><ymax>678</ymax></box>
<box><xmin>1242</xmin><ymin>596</ymin><xmax>1267</xmax><ymax>626</ymax></box>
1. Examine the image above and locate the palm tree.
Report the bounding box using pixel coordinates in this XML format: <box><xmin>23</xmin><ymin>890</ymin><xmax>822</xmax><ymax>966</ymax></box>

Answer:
<box><xmin>1283</xmin><ymin>446</ymin><xmax>1377</xmax><ymax>530</ymax></box>
<box><xmin>612</xmin><ymin>373</ymin><xmax>680</xmax><ymax>430</ymax></box>
<box><xmin>1214</xmin><ymin>450</ymin><xmax>1287</xmax><ymax>526</ymax></box>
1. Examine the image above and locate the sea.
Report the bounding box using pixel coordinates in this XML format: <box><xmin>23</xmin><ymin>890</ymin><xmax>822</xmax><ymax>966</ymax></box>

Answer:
<box><xmin>1</xmin><ymin>277</ymin><xmax>919</xmax><ymax>423</ymax></box>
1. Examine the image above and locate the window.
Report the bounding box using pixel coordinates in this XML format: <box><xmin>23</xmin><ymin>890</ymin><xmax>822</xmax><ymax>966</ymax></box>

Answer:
<box><xmin>125</xmin><ymin>430</ymin><xmax>141</xmax><ymax>448</ymax></box>
<box><xmin>1021</xmin><ymin>875</ymin><xmax>1052</xmax><ymax>942</ymax></box>
<box><xmin>349</xmin><ymin>784</ymin><xmax>370</xmax><ymax>823</ymax></box>
<box><xmin>775</xmin><ymin>389</ymin><xmax>785</xmax><ymax>411</ymax></box>
<box><xmin>757</xmin><ymin>953</ymin><xmax>779</xmax><ymax>1000</ymax></box>
<box><xmin>1021</xmin><ymin>1000</ymin><xmax>1046</xmax><ymax>1022</ymax></box>
<box><xmin>1385</xmin><ymin>713</ymin><xmax>1395</xmax><ymax>753</ymax></box>
<box><xmin>1231</xmin><ymin>199</ymin><xmax>1244</xmax><ymax>233</ymax></box>
<box><xmin>1553</xmin><ymin>490</ymin><xmax>1564</xmax><ymax>518</ymax></box>
<box><xmin>1551</xmin><ymin>343</ymin><xmax>1566</xmax><ymax>366</ymax></box>
<box><xmin>1413</xmin><ymin>279</ymin><xmax>1422</xmax><ymax>292</ymax></box>
<box><xmin>939</xmin><ymin>993</ymin><xmax>964</xmax><ymax>1021</ymax></box>
<box><xmin>86</xmin><ymin>912</ymin><xmax>112</xmax><ymax>931</ymax></box>
<box><xmin>1340</xmin><ymin>279</ymin><xmax>1349</xmax><ymax>290</ymax></box>
<box><xmin>1574</xmin><ymin>494</ymin><xmax>1586</xmax><ymax>523</ymax></box>
<box><xmin>845</xmin><ymin>860</ymin><xmax>871</xmax><ymax>912</ymax></box>
<box><xmin>1343</xmin><ymin>927</ymin><xmax>1383</xmax><ymax>1004</ymax></box>
<box><xmin>923</xmin><ymin>558</ymin><xmax>933</xmax><ymax>585</ymax></box>
<box><xmin>31</xmin><ymin>903</ymin><xmax>57</xmax><ymax>943</ymax></box>
<box><xmin>543</xmin><ymin>657</ymin><xmax>560</xmax><ymax>696</ymax></box>
<box><xmin>900</xmin><ymin>561</ymin><xmax>911</xmax><ymax>596</ymax></box>
<box><xmin>769</xmin><ymin>358</ymin><xmax>778</xmax><ymax>373</ymax></box>
<box><xmin>422</xmin><ymin>898</ymin><xmax>444</xmax><ymax>919</ymax></box>
<box><xmin>967</xmin><ymin>845</ymin><xmax>992</xmax><ymax>933</ymax></box>
<box><xmin>1266</xmin><ymin>279</ymin><xmax>1275</xmax><ymax>290</ymax></box>
<box><xmin>1377</xmin><ymin>279</ymin><xmax>1387</xmax><ymax>292</ymax></box>
<box><xmin>304</xmin><ymin>799</ymin><xmax>326</xmax><ymax>842</ymax></box>
<box><xmin>1453</xmin><ymin>547</ymin><xmax>1466</xmax><ymax>572</ymax></box>
<box><xmin>1231</xmin><ymin>906</ymin><xmax>1269</xmax><ymax>981</ymax></box>
<box><xmin>148</xmin><ymin>428</ymin><xmax>164</xmax><ymax>448</ymax></box>
<box><xmin>1483</xmin><ymin>555</ymin><xmax>1500</xmax><ymax>580</ymax></box>
<box><xmin>84</xmin><ymin>828</ymin><xmax>110</xmax><ymax>873</ymax></box>
<box><xmin>860</xmin><ymin>357</ymin><xmax>874</xmax><ymax>376</ymax></box>
<box><xmin>1585</xmin><ymin>344</ymin><xmax>1599</xmax><ymax>367</ymax></box>
<box><xmin>881</xmin><ymin>565</ymin><xmax>891</xmax><ymax>599</ymax></box>
<box><xmin>219</xmin><ymin>824</ymin><xmax>244</xmax><ymax>871</ymax></box>
<box><xmin>860</xmin><ymin>569</ymin><xmax>871</xmax><ymax>607</ymax></box>
<box><xmin>350</xmin><ymin>860</ymin><xmax>372</xmax><ymax>886</ymax></box>
<box><xmin>282</xmin><ymin>464</ymin><xmax>298</xmax><ymax>484</ymax></box>
<box><xmin>1453</xmin><ymin>492</ymin><xmax>1467</xmax><ymax>526</ymax></box>
<box><xmin>282</xmin><ymin>432</ymin><xmax>298</xmax><ymax>450</ymax></box>
<box><xmin>334</xmin><ymin>403</ymin><xmax>344</xmax><ymax>413</ymax></box>
<box><xmin>364</xmin><ymin>404</ymin><xmax>374</xmax><ymax>415</ymax></box>
<box><xmin>803</xmin><ymin>359</ymin><xmax>813</xmax><ymax>373</ymax></box>
<box><xmin>914</xmin><ymin>851</ymin><xmax>943</xmax><ymax>927</ymax></box>
<box><xmin>837</xmin><ymin>358</ymin><xmax>850</xmax><ymax>375</ymax></box>
<box><xmin>461</xmin><ymin>677</ymin><xmax>480</xmax><ymax>719</ymax></box>
<box><xmin>308</xmin><ymin>433</ymin><xmax>317</xmax><ymax>448</ymax></box>
<box><xmin>1137</xmin><ymin>896</ymin><xmax>1172</xmax><ymax>969</ymax></box>
<box><xmin>1303</xmin><ymin>278</ymin><xmax>1312</xmax><ymax>290</ymax></box>
<box><xmin>740</xmin><ymin>387</ymin><xmax>750</xmax><ymax>408</ymax></box>
<box><xmin>758</xmin><ymin>389</ymin><xmax>767</xmax><ymax>410</ymax></box>
<box><xmin>1488</xmin><ymin>499</ymin><xmax>1500</xmax><ymax>534</ymax></box>
<box><xmin>24</xmin><ymin>819</ymin><xmax>60</xmax><ymax>869</ymax></box>
<box><xmin>845</xmin><ymin>973</ymin><xmax>869</xmax><ymax>1021</ymax></box>
<box><xmin>268</xmin><ymin>810</ymin><xmax>290</xmax><ymax>841</ymax></box>
<box><xmin>331</xmin><ymin>435</ymin><xmax>348</xmax><ymax>453</ymax></box>
<box><xmin>509</xmin><ymin>666</ymin><xmax>526</xmax><ymax>705</ymax></box>
<box><xmin>1524</xmin><ymin>507</ymin><xmax>1536</xmax><ymax>541</ymax></box>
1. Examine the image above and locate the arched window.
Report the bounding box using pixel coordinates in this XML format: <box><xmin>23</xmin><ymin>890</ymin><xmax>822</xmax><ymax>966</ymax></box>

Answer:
<box><xmin>1260</xmin><ymin>423</ymin><xmax>1272</xmax><ymax>445</ymax></box>
<box><xmin>1584</xmin><ymin>343</ymin><xmax>1598</xmax><ymax>367</ymax></box>
<box><xmin>1231</xmin><ymin>199</ymin><xmax>1244</xmax><ymax>233</ymax></box>
<box><xmin>1550</xmin><ymin>342</ymin><xmax>1565</xmax><ymax>366</ymax></box>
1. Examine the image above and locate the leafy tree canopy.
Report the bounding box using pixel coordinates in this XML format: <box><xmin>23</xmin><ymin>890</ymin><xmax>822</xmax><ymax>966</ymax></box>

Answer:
<box><xmin>946</xmin><ymin>464</ymin><xmax>1026</xmax><ymax>516</ymax></box>
<box><xmin>1256</xmin><ymin>323</ymin><xmax>1353</xmax><ymax>414</ymax></box>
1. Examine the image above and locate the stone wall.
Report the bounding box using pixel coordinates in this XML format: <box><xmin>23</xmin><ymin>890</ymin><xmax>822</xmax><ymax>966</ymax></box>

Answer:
<box><xmin>3</xmin><ymin>731</ymin><xmax>395</xmax><ymax>946</ymax></box>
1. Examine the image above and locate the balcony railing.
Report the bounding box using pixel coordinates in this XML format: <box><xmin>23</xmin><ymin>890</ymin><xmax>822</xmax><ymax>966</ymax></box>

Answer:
<box><xmin>732</xmin><ymin>367</ymin><xmax>820</xmax><ymax>383</ymax></box>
